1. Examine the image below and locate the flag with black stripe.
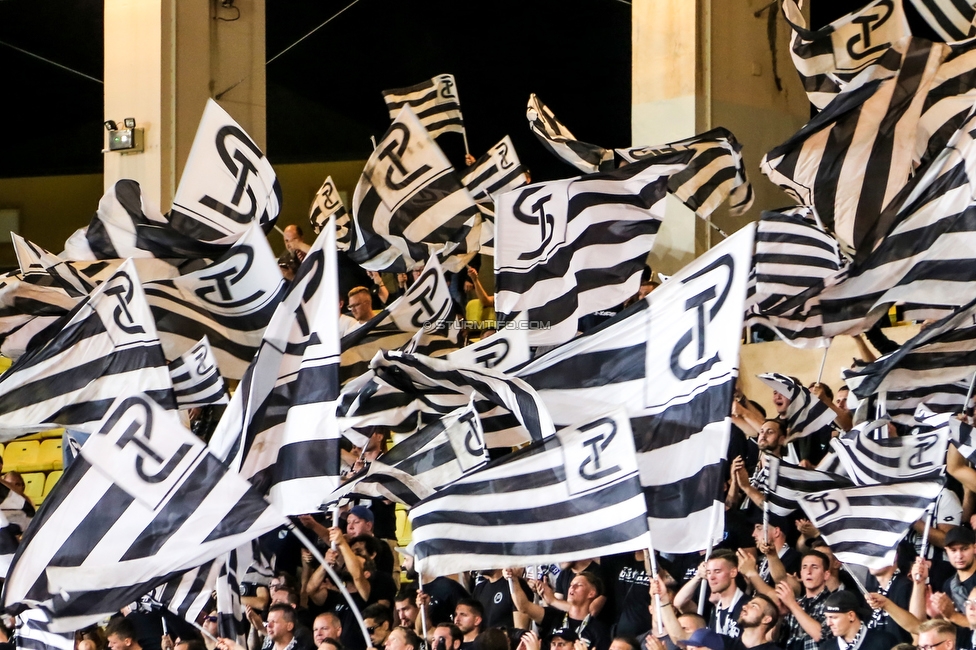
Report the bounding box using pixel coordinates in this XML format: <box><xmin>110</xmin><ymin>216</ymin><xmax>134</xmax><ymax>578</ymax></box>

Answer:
<box><xmin>615</xmin><ymin>127</ymin><xmax>754</xmax><ymax>218</ymax></box>
<box><xmin>348</xmin><ymin>106</ymin><xmax>481</xmax><ymax>273</ymax></box>
<box><xmin>207</xmin><ymin>218</ymin><xmax>343</xmax><ymax>516</ymax></box>
<box><xmin>310</xmin><ymin>175</ymin><xmax>348</xmax><ymax>239</ymax></box>
<box><xmin>169</xmin><ymin>100</ymin><xmax>281</xmax><ymax>243</ymax></box>
<box><xmin>410</xmin><ymin>408</ymin><xmax>649</xmax><ymax>577</ymax></box>
<box><xmin>527</xmin><ymin>94</ymin><xmax>614</xmax><ymax>173</ymax></box>
<box><xmin>843</xmin><ymin>297</ymin><xmax>976</xmax><ymax>400</ymax></box>
<box><xmin>783</xmin><ymin>0</ymin><xmax>910</xmax><ymax>110</ymax></box>
<box><xmin>330</xmin><ymin>399</ymin><xmax>487</xmax><ymax>506</ymax></box>
<box><xmin>168</xmin><ymin>336</ymin><xmax>228</xmax><ymax>410</ymax></box>
<box><xmin>514</xmin><ymin>225</ymin><xmax>755</xmax><ymax>552</ymax></box>
<box><xmin>382</xmin><ymin>74</ymin><xmax>464</xmax><ymax>139</ymax></box>
<box><xmin>63</xmin><ymin>179</ymin><xmax>236</xmax><ymax>262</ymax></box>
<box><xmin>0</xmin><ymin>259</ymin><xmax>175</xmax><ymax>438</ymax></box>
<box><xmin>494</xmin><ymin>152</ymin><xmax>693</xmax><ymax>345</ymax></box>
<box><xmin>797</xmin><ymin>480</ymin><xmax>942</xmax><ymax>568</ymax></box>
<box><xmin>828</xmin><ymin>425</ymin><xmax>948</xmax><ymax>485</ymax></box>
<box><xmin>908</xmin><ymin>0</ymin><xmax>976</xmax><ymax>42</ymax></box>
<box><xmin>12</xmin><ymin>609</ymin><xmax>74</xmax><ymax>650</ymax></box>
<box><xmin>0</xmin><ymin>510</ymin><xmax>21</xmax><ymax>578</ymax></box>
<box><xmin>145</xmin><ymin>223</ymin><xmax>285</xmax><ymax>380</ymax></box>
<box><xmin>757</xmin><ymin>373</ymin><xmax>836</xmax><ymax>441</ymax></box>
<box><xmin>340</xmin><ymin>255</ymin><xmax>453</xmax><ymax>383</ymax></box>
<box><xmin>152</xmin><ymin>560</ymin><xmax>223</xmax><ymax>625</ymax></box>
<box><xmin>1</xmin><ymin>393</ymin><xmax>284</xmax><ymax>632</ymax></box>
<box><xmin>765</xmin><ymin>456</ymin><xmax>854</xmax><ymax>518</ymax></box>
<box><xmin>0</xmin><ymin>276</ymin><xmax>78</xmax><ymax>361</ymax></box>
<box><xmin>460</xmin><ymin>136</ymin><xmax>528</xmax><ymax>256</ymax></box>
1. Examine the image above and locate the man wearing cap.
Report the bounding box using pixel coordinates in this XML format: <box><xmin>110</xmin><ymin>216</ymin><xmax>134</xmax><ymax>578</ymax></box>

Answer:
<box><xmin>931</xmin><ymin>527</ymin><xmax>976</xmax><ymax>626</ymax></box>
<box><xmin>819</xmin><ymin>591</ymin><xmax>894</xmax><ymax>650</ymax></box>
<box><xmin>772</xmin><ymin>550</ymin><xmax>831</xmax><ymax>650</ymax></box>
<box><xmin>346</xmin><ymin>506</ymin><xmax>395</xmax><ymax>576</ymax></box>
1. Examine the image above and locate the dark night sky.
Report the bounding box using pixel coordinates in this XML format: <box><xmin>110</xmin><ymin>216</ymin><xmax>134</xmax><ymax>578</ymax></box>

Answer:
<box><xmin>0</xmin><ymin>1</ymin><xmax>938</xmax><ymax>181</ymax></box>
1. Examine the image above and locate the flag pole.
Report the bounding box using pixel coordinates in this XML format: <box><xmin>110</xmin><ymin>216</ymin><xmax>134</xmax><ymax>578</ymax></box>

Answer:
<box><xmin>762</xmin><ymin>501</ymin><xmax>769</xmax><ymax>547</ymax></box>
<box><xmin>816</xmin><ymin>342</ymin><xmax>830</xmax><ymax>384</ymax></box>
<box><xmin>645</xmin><ymin>531</ymin><xmax>664</xmax><ymax>634</ymax></box>
<box><xmin>461</xmin><ymin>127</ymin><xmax>471</xmax><ymax>159</ymax></box>
<box><xmin>288</xmin><ymin>523</ymin><xmax>372</xmax><ymax>650</ymax></box>
<box><xmin>842</xmin><ymin>563</ymin><xmax>869</xmax><ymax>595</ymax></box>
<box><xmin>698</xmin><ymin>505</ymin><xmax>718</xmax><ymax>615</ymax></box>
<box><xmin>331</xmin><ymin>504</ymin><xmax>340</xmax><ymax>551</ymax></box>
<box><xmin>418</xmin><ymin>572</ymin><xmax>430</xmax><ymax>643</ymax></box>
<box><xmin>919</xmin><ymin>504</ymin><xmax>934</xmax><ymax>562</ymax></box>
<box><xmin>965</xmin><ymin>370</ymin><xmax>976</xmax><ymax>414</ymax></box>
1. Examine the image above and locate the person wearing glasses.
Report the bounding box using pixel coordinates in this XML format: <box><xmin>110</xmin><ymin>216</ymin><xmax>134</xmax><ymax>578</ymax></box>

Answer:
<box><xmin>918</xmin><ymin>620</ymin><xmax>958</xmax><ymax>650</ymax></box>
<box><xmin>362</xmin><ymin>604</ymin><xmax>393</xmax><ymax>650</ymax></box>
<box><xmin>819</xmin><ymin>591</ymin><xmax>894</xmax><ymax>650</ymax></box>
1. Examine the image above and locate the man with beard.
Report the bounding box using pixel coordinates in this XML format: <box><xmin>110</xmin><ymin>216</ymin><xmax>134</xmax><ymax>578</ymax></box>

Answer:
<box><xmin>673</xmin><ymin>550</ymin><xmax>745</xmax><ymax>638</ymax></box>
<box><xmin>651</xmin><ymin>576</ymin><xmax>781</xmax><ymax>650</ymax></box>
<box><xmin>819</xmin><ymin>591</ymin><xmax>894</xmax><ymax>650</ymax></box>
<box><xmin>453</xmin><ymin>599</ymin><xmax>484</xmax><ymax>650</ymax></box>
<box><xmin>728</xmin><ymin>420</ymin><xmax>785</xmax><ymax>513</ymax></box>
<box><xmin>931</xmin><ymin>527</ymin><xmax>976</xmax><ymax>627</ymax></box>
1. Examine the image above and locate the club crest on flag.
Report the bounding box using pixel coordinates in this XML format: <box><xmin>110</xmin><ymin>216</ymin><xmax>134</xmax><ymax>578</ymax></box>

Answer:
<box><xmin>557</xmin><ymin>412</ymin><xmax>639</xmax><ymax>497</ymax></box>
<box><xmin>444</xmin><ymin>404</ymin><xmax>487</xmax><ymax>473</ymax></box>
<box><xmin>83</xmin><ymin>395</ymin><xmax>207</xmax><ymax>510</ymax></box>
<box><xmin>826</xmin><ymin>0</ymin><xmax>901</xmax><ymax>71</ymax></box>
<box><xmin>366</xmin><ymin>108</ymin><xmax>443</xmax><ymax>209</ymax></box>
<box><xmin>99</xmin><ymin>271</ymin><xmax>147</xmax><ymax>336</ymax></box>
<box><xmin>497</xmin><ymin>182</ymin><xmax>569</xmax><ymax>268</ymax></box>
<box><xmin>193</xmin><ymin>244</ymin><xmax>269</xmax><ymax>312</ymax></box>
<box><xmin>801</xmin><ymin>490</ymin><xmax>851</xmax><ymax>526</ymax></box>
<box><xmin>389</xmin><ymin>258</ymin><xmax>453</xmax><ymax>331</ymax></box>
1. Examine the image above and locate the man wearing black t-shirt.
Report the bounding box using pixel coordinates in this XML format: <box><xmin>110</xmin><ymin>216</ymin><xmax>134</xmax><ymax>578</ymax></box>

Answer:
<box><xmin>819</xmin><ymin>591</ymin><xmax>894</xmax><ymax>650</ymax></box>
<box><xmin>509</xmin><ymin>570</ymin><xmax>610</xmax><ymax>650</ymax></box>
<box><xmin>606</xmin><ymin>552</ymin><xmax>651</xmax><ymax>638</ymax></box>
<box><xmin>454</xmin><ymin>599</ymin><xmax>484</xmax><ymax>650</ymax></box>
<box><xmin>416</xmin><ymin>577</ymin><xmax>471</xmax><ymax>631</ymax></box>
<box><xmin>473</xmin><ymin>570</ymin><xmax>533</xmax><ymax>630</ymax></box>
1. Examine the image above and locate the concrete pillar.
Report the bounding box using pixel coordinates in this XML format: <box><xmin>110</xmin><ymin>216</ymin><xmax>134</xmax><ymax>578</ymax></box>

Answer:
<box><xmin>103</xmin><ymin>0</ymin><xmax>265</xmax><ymax>212</ymax></box>
<box><xmin>632</xmin><ymin>0</ymin><xmax>810</xmax><ymax>273</ymax></box>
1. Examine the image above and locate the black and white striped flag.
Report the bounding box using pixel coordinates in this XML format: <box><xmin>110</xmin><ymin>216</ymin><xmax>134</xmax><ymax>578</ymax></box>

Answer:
<box><xmin>363</xmin><ymin>350</ymin><xmax>556</xmax><ymax>448</ymax></box>
<box><xmin>461</xmin><ymin>136</ymin><xmax>528</xmax><ymax>202</ymax></box>
<box><xmin>145</xmin><ymin>223</ymin><xmax>285</xmax><ymax>380</ymax></box>
<box><xmin>494</xmin><ymin>153</ymin><xmax>690</xmax><ymax>345</ymax></box>
<box><xmin>170</xmin><ymin>99</ymin><xmax>281</xmax><ymax>243</ymax></box>
<box><xmin>615</xmin><ymin>127</ymin><xmax>754</xmax><ymax>218</ymax></box>
<box><xmin>757</xmin><ymin>373</ymin><xmax>836</xmax><ymax>441</ymax></box>
<box><xmin>340</xmin><ymin>255</ymin><xmax>453</xmax><ymax>383</ymax></box>
<box><xmin>0</xmin><ymin>260</ymin><xmax>174</xmax><ymax>438</ymax></box>
<box><xmin>11</xmin><ymin>234</ymin><xmax>61</xmax><ymax>279</ymax></box>
<box><xmin>0</xmin><ymin>276</ymin><xmax>77</xmax><ymax>360</ymax></box>
<box><xmin>208</xmin><ymin>218</ymin><xmax>343</xmax><ymax>516</ymax></box>
<box><xmin>527</xmin><ymin>94</ymin><xmax>614</xmax><ymax>173</ymax></box>
<box><xmin>515</xmin><ymin>224</ymin><xmax>755</xmax><ymax>552</ymax></box>
<box><xmin>908</xmin><ymin>0</ymin><xmax>976</xmax><ymax>42</ymax></box>
<box><xmin>797</xmin><ymin>480</ymin><xmax>942</xmax><ymax>568</ymax></box>
<box><xmin>152</xmin><ymin>560</ymin><xmax>223</xmax><ymax>626</ymax></box>
<box><xmin>410</xmin><ymin>408</ymin><xmax>649</xmax><ymax>577</ymax></box>
<box><xmin>331</xmin><ymin>399</ymin><xmax>487</xmax><ymax>506</ymax></box>
<box><xmin>1</xmin><ymin>393</ymin><xmax>284</xmax><ymax>632</ymax></box>
<box><xmin>382</xmin><ymin>74</ymin><xmax>464</xmax><ymax>139</ymax></box>
<box><xmin>215</xmin><ymin>550</ymin><xmax>246</xmax><ymax>643</ymax></box>
<box><xmin>0</xmin><ymin>510</ymin><xmax>21</xmax><ymax>577</ymax></box>
<box><xmin>349</xmin><ymin>106</ymin><xmax>481</xmax><ymax>273</ymax></box>
<box><xmin>765</xmin><ymin>456</ymin><xmax>854</xmax><ymax>518</ymax></box>
<box><xmin>310</xmin><ymin>175</ymin><xmax>348</xmax><ymax>238</ymax></box>
<box><xmin>783</xmin><ymin>0</ymin><xmax>910</xmax><ymax>110</ymax></box>
<box><xmin>62</xmin><ymin>179</ymin><xmax>234</xmax><ymax>262</ymax></box>
<box><xmin>12</xmin><ymin>609</ymin><xmax>74</xmax><ymax>650</ymax></box>
<box><xmin>949</xmin><ymin>417</ymin><xmax>976</xmax><ymax>462</ymax></box>
<box><xmin>168</xmin><ymin>337</ymin><xmax>228</xmax><ymax>409</ymax></box>
<box><xmin>844</xmin><ymin>297</ymin><xmax>976</xmax><ymax>399</ymax></box>
<box><xmin>828</xmin><ymin>426</ymin><xmax>948</xmax><ymax>485</ymax></box>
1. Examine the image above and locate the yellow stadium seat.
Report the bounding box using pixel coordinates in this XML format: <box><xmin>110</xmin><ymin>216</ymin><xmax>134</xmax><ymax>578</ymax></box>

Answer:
<box><xmin>22</xmin><ymin>472</ymin><xmax>44</xmax><ymax>504</ymax></box>
<box><xmin>37</xmin><ymin>439</ymin><xmax>62</xmax><ymax>471</ymax></box>
<box><xmin>43</xmin><ymin>470</ymin><xmax>62</xmax><ymax>498</ymax></box>
<box><xmin>3</xmin><ymin>440</ymin><xmax>40</xmax><ymax>473</ymax></box>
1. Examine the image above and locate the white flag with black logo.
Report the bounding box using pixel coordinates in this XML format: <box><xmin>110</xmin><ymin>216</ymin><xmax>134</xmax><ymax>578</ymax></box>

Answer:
<box><xmin>349</xmin><ymin>106</ymin><xmax>481</xmax><ymax>273</ymax></box>
<box><xmin>797</xmin><ymin>480</ymin><xmax>942</xmax><ymax>568</ymax></box>
<box><xmin>0</xmin><ymin>260</ymin><xmax>174</xmax><ymax>438</ymax></box>
<box><xmin>340</xmin><ymin>255</ymin><xmax>453</xmax><ymax>383</ymax></box>
<box><xmin>828</xmin><ymin>425</ymin><xmax>948</xmax><ymax>485</ymax></box>
<box><xmin>410</xmin><ymin>409</ymin><xmax>649</xmax><ymax>577</ymax></box>
<box><xmin>447</xmin><ymin>321</ymin><xmax>531</xmax><ymax>374</ymax></box>
<box><xmin>170</xmin><ymin>99</ymin><xmax>282</xmax><ymax>243</ymax></box>
<box><xmin>330</xmin><ymin>399</ymin><xmax>487</xmax><ymax>506</ymax></box>
<box><xmin>145</xmin><ymin>223</ymin><xmax>285</xmax><ymax>380</ymax></box>
<box><xmin>1</xmin><ymin>394</ymin><xmax>284</xmax><ymax>632</ymax></box>
<box><xmin>461</xmin><ymin>136</ymin><xmax>528</xmax><ymax>203</ymax></box>
<box><xmin>168</xmin><ymin>337</ymin><xmax>228</xmax><ymax>409</ymax></box>
<box><xmin>310</xmin><ymin>175</ymin><xmax>348</xmax><ymax>240</ymax></box>
<box><xmin>208</xmin><ymin>218</ymin><xmax>343</xmax><ymax>515</ymax></box>
<box><xmin>515</xmin><ymin>224</ymin><xmax>755</xmax><ymax>552</ymax></box>
<box><xmin>494</xmin><ymin>154</ymin><xmax>691</xmax><ymax>345</ymax></box>
<box><xmin>382</xmin><ymin>74</ymin><xmax>464</xmax><ymax>138</ymax></box>
<box><xmin>527</xmin><ymin>94</ymin><xmax>614</xmax><ymax>173</ymax></box>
